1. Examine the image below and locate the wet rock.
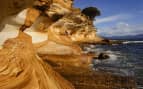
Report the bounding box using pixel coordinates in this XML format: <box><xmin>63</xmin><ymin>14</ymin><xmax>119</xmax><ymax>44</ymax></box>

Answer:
<box><xmin>97</xmin><ymin>53</ymin><xmax>110</xmax><ymax>60</ymax></box>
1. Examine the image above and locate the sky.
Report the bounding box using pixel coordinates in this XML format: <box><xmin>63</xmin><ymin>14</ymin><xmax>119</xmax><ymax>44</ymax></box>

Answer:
<box><xmin>74</xmin><ymin>0</ymin><xmax>143</xmax><ymax>37</ymax></box>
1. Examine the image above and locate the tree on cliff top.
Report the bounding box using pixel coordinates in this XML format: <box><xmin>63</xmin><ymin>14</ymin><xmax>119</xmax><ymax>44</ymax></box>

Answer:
<box><xmin>82</xmin><ymin>7</ymin><xmax>101</xmax><ymax>20</ymax></box>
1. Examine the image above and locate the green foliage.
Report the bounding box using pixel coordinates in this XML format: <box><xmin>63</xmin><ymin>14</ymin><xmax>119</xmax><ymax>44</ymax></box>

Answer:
<box><xmin>82</xmin><ymin>7</ymin><xmax>101</xmax><ymax>20</ymax></box>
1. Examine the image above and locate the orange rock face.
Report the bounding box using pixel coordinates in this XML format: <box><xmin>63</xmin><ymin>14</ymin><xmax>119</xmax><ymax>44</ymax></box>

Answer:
<box><xmin>0</xmin><ymin>32</ymin><xmax>74</xmax><ymax>89</ymax></box>
<box><xmin>0</xmin><ymin>0</ymin><xmax>136</xmax><ymax>89</ymax></box>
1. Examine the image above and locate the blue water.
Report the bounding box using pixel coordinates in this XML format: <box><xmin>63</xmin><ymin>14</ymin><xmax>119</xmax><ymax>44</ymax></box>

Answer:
<box><xmin>84</xmin><ymin>41</ymin><xmax>143</xmax><ymax>88</ymax></box>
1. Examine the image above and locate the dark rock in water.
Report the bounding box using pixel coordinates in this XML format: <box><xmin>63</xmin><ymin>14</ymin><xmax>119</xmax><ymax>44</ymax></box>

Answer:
<box><xmin>97</xmin><ymin>53</ymin><xmax>110</xmax><ymax>60</ymax></box>
<box><xmin>109</xmin><ymin>40</ymin><xmax>124</xmax><ymax>45</ymax></box>
<box><xmin>137</xmin><ymin>77</ymin><xmax>143</xmax><ymax>88</ymax></box>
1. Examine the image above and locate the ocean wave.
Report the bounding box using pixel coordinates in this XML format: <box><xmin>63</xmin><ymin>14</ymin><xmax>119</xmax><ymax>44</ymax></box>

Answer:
<box><xmin>94</xmin><ymin>49</ymin><xmax>123</xmax><ymax>63</ymax></box>
<box><xmin>123</xmin><ymin>41</ymin><xmax>143</xmax><ymax>44</ymax></box>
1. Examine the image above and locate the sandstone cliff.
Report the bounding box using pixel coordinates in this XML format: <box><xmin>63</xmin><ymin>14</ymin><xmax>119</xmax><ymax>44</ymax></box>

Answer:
<box><xmin>0</xmin><ymin>0</ymin><xmax>136</xmax><ymax>89</ymax></box>
<box><xmin>0</xmin><ymin>32</ymin><xmax>74</xmax><ymax>89</ymax></box>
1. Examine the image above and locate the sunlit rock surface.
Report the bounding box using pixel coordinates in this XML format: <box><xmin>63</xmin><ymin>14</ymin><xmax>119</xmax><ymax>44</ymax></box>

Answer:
<box><xmin>0</xmin><ymin>24</ymin><xmax>48</xmax><ymax>45</ymax></box>
<box><xmin>0</xmin><ymin>0</ymin><xmax>137</xmax><ymax>89</ymax></box>
<box><xmin>0</xmin><ymin>32</ymin><xmax>74</xmax><ymax>89</ymax></box>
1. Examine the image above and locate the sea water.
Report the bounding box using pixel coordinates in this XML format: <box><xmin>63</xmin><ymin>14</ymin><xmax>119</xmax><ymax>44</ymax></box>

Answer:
<box><xmin>84</xmin><ymin>41</ymin><xmax>143</xmax><ymax>89</ymax></box>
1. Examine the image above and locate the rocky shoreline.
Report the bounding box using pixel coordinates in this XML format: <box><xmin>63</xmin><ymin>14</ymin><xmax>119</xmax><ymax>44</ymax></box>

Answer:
<box><xmin>0</xmin><ymin>0</ymin><xmax>137</xmax><ymax>89</ymax></box>
<box><xmin>40</xmin><ymin>54</ymin><xmax>136</xmax><ymax>89</ymax></box>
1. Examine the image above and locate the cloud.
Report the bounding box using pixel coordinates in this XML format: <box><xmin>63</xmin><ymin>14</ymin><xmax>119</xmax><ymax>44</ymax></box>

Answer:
<box><xmin>97</xmin><ymin>22</ymin><xmax>143</xmax><ymax>37</ymax></box>
<box><xmin>94</xmin><ymin>14</ymin><xmax>132</xmax><ymax>24</ymax></box>
<box><xmin>139</xmin><ymin>10</ymin><xmax>143</xmax><ymax>14</ymax></box>
<box><xmin>94</xmin><ymin>13</ymin><xmax>143</xmax><ymax>37</ymax></box>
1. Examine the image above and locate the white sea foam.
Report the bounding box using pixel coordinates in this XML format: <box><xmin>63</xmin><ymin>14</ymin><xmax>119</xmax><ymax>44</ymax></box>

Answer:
<box><xmin>94</xmin><ymin>49</ymin><xmax>124</xmax><ymax>65</ymax></box>
<box><xmin>105</xmin><ymin>50</ymin><xmax>122</xmax><ymax>61</ymax></box>
<box><xmin>93</xmin><ymin>50</ymin><xmax>118</xmax><ymax>64</ymax></box>
<box><xmin>123</xmin><ymin>41</ymin><xmax>143</xmax><ymax>44</ymax></box>
<box><xmin>107</xmin><ymin>54</ymin><xmax>118</xmax><ymax>61</ymax></box>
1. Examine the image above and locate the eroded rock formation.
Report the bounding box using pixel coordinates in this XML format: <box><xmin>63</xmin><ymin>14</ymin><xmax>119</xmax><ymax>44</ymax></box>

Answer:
<box><xmin>0</xmin><ymin>32</ymin><xmax>74</xmax><ymax>89</ymax></box>
<box><xmin>0</xmin><ymin>0</ymin><xmax>136</xmax><ymax>89</ymax></box>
